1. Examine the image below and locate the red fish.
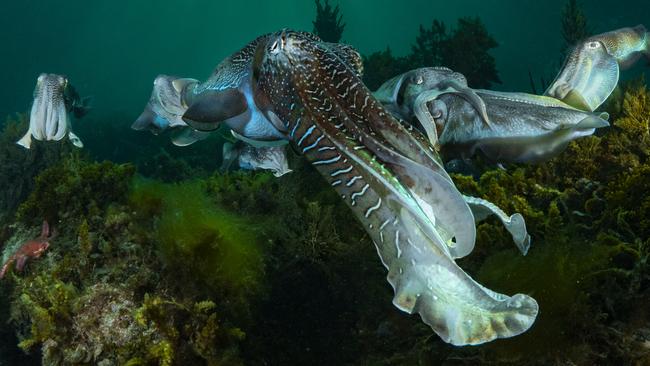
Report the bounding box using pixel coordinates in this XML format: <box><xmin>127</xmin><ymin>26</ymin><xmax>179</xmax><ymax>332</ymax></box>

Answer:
<box><xmin>0</xmin><ymin>221</ymin><xmax>53</xmax><ymax>279</ymax></box>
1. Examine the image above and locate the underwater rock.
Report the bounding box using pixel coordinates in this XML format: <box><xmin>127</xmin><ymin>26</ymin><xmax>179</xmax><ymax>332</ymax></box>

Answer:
<box><xmin>17</xmin><ymin>74</ymin><xmax>89</xmax><ymax>149</ymax></box>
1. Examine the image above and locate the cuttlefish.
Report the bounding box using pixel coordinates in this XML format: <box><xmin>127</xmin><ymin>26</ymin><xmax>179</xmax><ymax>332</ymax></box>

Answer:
<box><xmin>17</xmin><ymin>74</ymin><xmax>89</xmax><ymax>149</ymax></box>
<box><xmin>377</xmin><ymin>67</ymin><xmax>610</xmax><ymax>164</ymax></box>
<box><xmin>221</xmin><ymin>141</ymin><xmax>293</xmax><ymax>177</ymax></box>
<box><xmin>178</xmin><ymin>30</ymin><xmax>538</xmax><ymax>346</ymax></box>
<box><xmin>375</xmin><ymin>67</ymin><xmax>491</xmax><ymax>148</ymax></box>
<box><xmin>131</xmin><ymin>74</ymin><xmax>212</xmax><ymax>147</ymax></box>
<box><xmin>546</xmin><ymin>25</ymin><xmax>649</xmax><ymax>111</ymax></box>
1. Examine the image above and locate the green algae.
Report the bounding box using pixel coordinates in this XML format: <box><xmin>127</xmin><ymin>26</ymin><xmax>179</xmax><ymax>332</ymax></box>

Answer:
<box><xmin>16</xmin><ymin>156</ymin><xmax>135</xmax><ymax>225</ymax></box>
<box><xmin>130</xmin><ymin>179</ymin><xmax>265</xmax><ymax>302</ymax></box>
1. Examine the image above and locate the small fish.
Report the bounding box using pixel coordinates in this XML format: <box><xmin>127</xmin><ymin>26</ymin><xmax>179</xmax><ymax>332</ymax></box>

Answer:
<box><xmin>546</xmin><ymin>25</ymin><xmax>649</xmax><ymax>111</ymax></box>
<box><xmin>17</xmin><ymin>74</ymin><xmax>89</xmax><ymax>149</ymax></box>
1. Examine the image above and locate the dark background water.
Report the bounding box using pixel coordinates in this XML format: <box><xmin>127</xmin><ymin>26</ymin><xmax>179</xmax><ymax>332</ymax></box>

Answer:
<box><xmin>0</xmin><ymin>0</ymin><xmax>648</xmax><ymax>125</ymax></box>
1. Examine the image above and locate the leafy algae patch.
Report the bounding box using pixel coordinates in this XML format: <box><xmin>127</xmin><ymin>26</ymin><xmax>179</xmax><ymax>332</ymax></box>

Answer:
<box><xmin>130</xmin><ymin>179</ymin><xmax>265</xmax><ymax>302</ymax></box>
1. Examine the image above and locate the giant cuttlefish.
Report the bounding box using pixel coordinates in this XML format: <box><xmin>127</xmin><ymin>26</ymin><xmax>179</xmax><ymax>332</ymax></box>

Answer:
<box><xmin>376</xmin><ymin>67</ymin><xmax>610</xmax><ymax>164</ymax></box>
<box><xmin>546</xmin><ymin>25</ymin><xmax>649</xmax><ymax>112</ymax></box>
<box><xmin>174</xmin><ymin>30</ymin><xmax>538</xmax><ymax>346</ymax></box>
<box><xmin>17</xmin><ymin>74</ymin><xmax>90</xmax><ymax>149</ymax></box>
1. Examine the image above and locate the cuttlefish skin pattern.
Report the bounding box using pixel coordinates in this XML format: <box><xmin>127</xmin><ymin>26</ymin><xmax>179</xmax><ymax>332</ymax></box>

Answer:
<box><xmin>17</xmin><ymin>74</ymin><xmax>83</xmax><ymax>149</ymax></box>
<box><xmin>546</xmin><ymin>25</ymin><xmax>649</xmax><ymax>112</ymax></box>
<box><xmin>436</xmin><ymin>90</ymin><xmax>609</xmax><ymax>163</ymax></box>
<box><xmin>251</xmin><ymin>30</ymin><xmax>538</xmax><ymax>346</ymax></box>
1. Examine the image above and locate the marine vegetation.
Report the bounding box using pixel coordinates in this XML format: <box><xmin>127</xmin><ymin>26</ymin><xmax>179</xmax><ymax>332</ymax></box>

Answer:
<box><xmin>15</xmin><ymin>156</ymin><xmax>135</xmax><ymax>225</ymax></box>
<box><xmin>2</xmin><ymin>158</ymin><xmax>268</xmax><ymax>365</ymax></box>
<box><xmin>312</xmin><ymin>0</ymin><xmax>345</xmax><ymax>43</ymax></box>
<box><xmin>561</xmin><ymin>0</ymin><xmax>590</xmax><ymax>51</ymax></box>
<box><xmin>0</xmin><ymin>114</ymin><xmax>70</xmax><ymax>218</ymax></box>
<box><xmin>1</xmin><ymin>1</ymin><xmax>650</xmax><ymax>364</ymax></box>
<box><xmin>1</xmin><ymin>80</ymin><xmax>649</xmax><ymax>364</ymax></box>
<box><xmin>363</xmin><ymin>16</ymin><xmax>501</xmax><ymax>90</ymax></box>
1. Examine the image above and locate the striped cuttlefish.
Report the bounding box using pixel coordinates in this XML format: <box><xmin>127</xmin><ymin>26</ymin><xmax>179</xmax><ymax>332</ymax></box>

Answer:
<box><xmin>172</xmin><ymin>30</ymin><xmax>538</xmax><ymax>346</ymax></box>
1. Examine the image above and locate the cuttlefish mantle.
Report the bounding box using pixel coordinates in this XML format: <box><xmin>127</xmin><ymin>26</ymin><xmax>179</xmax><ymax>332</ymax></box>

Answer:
<box><xmin>434</xmin><ymin>90</ymin><xmax>610</xmax><ymax>163</ymax></box>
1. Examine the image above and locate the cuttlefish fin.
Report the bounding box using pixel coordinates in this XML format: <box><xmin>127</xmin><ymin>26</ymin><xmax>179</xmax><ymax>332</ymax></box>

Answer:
<box><xmin>463</xmin><ymin>195</ymin><xmax>531</xmax><ymax>255</ymax></box>
<box><xmin>230</xmin><ymin>130</ymin><xmax>289</xmax><ymax>148</ymax></box>
<box><xmin>17</xmin><ymin>131</ymin><xmax>33</xmax><ymax>149</ymax></box>
<box><xmin>182</xmin><ymin>89</ymin><xmax>248</xmax><ymax>131</ymax></box>
<box><xmin>170</xmin><ymin>128</ymin><xmax>210</xmax><ymax>147</ymax></box>
<box><xmin>68</xmin><ymin>131</ymin><xmax>83</xmax><ymax>148</ymax></box>
<box><xmin>390</xmin><ymin>206</ymin><xmax>538</xmax><ymax>345</ymax></box>
<box><xmin>556</xmin><ymin>114</ymin><xmax>610</xmax><ymax>132</ymax></box>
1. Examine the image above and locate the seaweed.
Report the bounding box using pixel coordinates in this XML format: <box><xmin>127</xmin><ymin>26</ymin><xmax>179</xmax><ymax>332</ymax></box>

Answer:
<box><xmin>0</xmin><ymin>114</ymin><xmax>70</xmax><ymax>217</ymax></box>
<box><xmin>16</xmin><ymin>156</ymin><xmax>135</xmax><ymax>226</ymax></box>
<box><xmin>363</xmin><ymin>16</ymin><xmax>501</xmax><ymax>90</ymax></box>
<box><xmin>561</xmin><ymin>0</ymin><xmax>590</xmax><ymax>51</ymax></box>
<box><xmin>312</xmin><ymin>0</ymin><xmax>345</xmax><ymax>43</ymax></box>
<box><xmin>129</xmin><ymin>179</ymin><xmax>266</xmax><ymax>317</ymax></box>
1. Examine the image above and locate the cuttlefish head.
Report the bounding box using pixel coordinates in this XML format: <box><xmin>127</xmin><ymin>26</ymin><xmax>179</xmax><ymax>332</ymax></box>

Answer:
<box><xmin>26</xmin><ymin>74</ymin><xmax>69</xmax><ymax>145</ymax></box>
<box><xmin>253</xmin><ymin>30</ymin><xmax>321</xmax><ymax>119</ymax></box>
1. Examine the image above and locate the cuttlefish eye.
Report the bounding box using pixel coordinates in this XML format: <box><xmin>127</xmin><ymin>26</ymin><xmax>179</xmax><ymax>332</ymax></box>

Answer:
<box><xmin>416</xmin><ymin>76</ymin><xmax>424</xmax><ymax>85</ymax></box>
<box><xmin>587</xmin><ymin>41</ymin><xmax>601</xmax><ymax>49</ymax></box>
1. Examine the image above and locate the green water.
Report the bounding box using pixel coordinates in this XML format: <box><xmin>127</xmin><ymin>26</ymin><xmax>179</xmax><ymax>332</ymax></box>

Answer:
<box><xmin>1</xmin><ymin>0</ymin><xmax>648</xmax><ymax>122</ymax></box>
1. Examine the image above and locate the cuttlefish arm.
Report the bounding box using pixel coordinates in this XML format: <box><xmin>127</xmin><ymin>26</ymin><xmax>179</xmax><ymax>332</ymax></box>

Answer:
<box><xmin>545</xmin><ymin>25</ymin><xmax>649</xmax><ymax>111</ymax></box>
<box><xmin>320</xmin><ymin>63</ymin><xmax>476</xmax><ymax>259</ymax></box>
<box><xmin>463</xmin><ymin>195</ymin><xmax>531</xmax><ymax>255</ymax></box>
<box><xmin>170</xmin><ymin>127</ymin><xmax>211</xmax><ymax>147</ymax></box>
<box><xmin>132</xmin><ymin>75</ymin><xmax>200</xmax><ymax>132</ymax></box>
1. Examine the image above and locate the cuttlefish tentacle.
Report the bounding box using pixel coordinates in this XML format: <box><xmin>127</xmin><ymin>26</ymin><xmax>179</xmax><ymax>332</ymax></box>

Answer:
<box><xmin>545</xmin><ymin>25</ymin><xmax>649</xmax><ymax>111</ymax></box>
<box><xmin>257</xmin><ymin>30</ymin><xmax>538</xmax><ymax>345</ymax></box>
<box><xmin>423</xmin><ymin>79</ymin><xmax>491</xmax><ymax>129</ymax></box>
<box><xmin>324</xmin><ymin>105</ymin><xmax>476</xmax><ymax>258</ymax></box>
<box><xmin>463</xmin><ymin>195</ymin><xmax>531</xmax><ymax>255</ymax></box>
<box><xmin>299</xmin><ymin>48</ymin><xmax>476</xmax><ymax>259</ymax></box>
